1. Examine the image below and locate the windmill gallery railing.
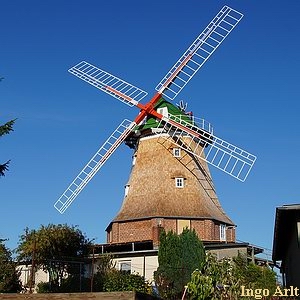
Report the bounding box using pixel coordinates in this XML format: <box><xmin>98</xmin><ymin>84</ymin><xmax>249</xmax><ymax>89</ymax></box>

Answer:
<box><xmin>168</xmin><ymin>113</ymin><xmax>214</xmax><ymax>135</ymax></box>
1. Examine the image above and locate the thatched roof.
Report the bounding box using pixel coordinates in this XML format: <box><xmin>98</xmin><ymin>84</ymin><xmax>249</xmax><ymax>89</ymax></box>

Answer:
<box><xmin>113</xmin><ymin>134</ymin><xmax>234</xmax><ymax>226</ymax></box>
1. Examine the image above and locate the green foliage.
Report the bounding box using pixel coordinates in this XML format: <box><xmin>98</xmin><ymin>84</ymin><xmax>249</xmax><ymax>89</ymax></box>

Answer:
<box><xmin>103</xmin><ymin>269</ymin><xmax>150</xmax><ymax>293</ymax></box>
<box><xmin>0</xmin><ymin>119</ymin><xmax>16</xmax><ymax>137</ymax></box>
<box><xmin>35</xmin><ymin>251</ymin><xmax>151</xmax><ymax>294</ymax></box>
<box><xmin>187</xmin><ymin>253</ymin><xmax>277</xmax><ymax>300</ymax></box>
<box><xmin>93</xmin><ymin>254</ymin><xmax>150</xmax><ymax>294</ymax></box>
<box><xmin>188</xmin><ymin>271</ymin><xmax>214</xmax><ymax>300</ymax></box>
<box><xmin>59</xmin><ymin>275</ymin><xmax>91</xmax><ymax>292</ymax></box>
<box><xmin>155</xmin><ymin>228</ymin><xmax>205</xmax><ymax>299</ymax></box>
<box><xmin>17</xmin><ymin>224</ymin><xmax>91</xmax><ymax>290</ymax></box>
<box><xmin>0</xmin><ymin>119</ymin><xmax>16</xmax><ymax>177</ymax></box>
<box><xmin>233</xmin><ymin>255</ymin><xmax>276</xmax><ymax>294</ymax></box>
<box><xmin>36</xmin><ymin>281</ymin><xmax>51</xmax><ymax>293</ymax></box>
<box><xmin>91</xmin><ymin>254</ymin><xmax>116</xmax><ymax>292</ymax></box>
<box><xmin>37</xmin><ymin>277</ymin><xmax>92</xmax><ymax>293</ymax></box>
<box><xmin>0</xmin><ymin>240</ymin><xmax>22</xmax><ymax>293</ymax></box>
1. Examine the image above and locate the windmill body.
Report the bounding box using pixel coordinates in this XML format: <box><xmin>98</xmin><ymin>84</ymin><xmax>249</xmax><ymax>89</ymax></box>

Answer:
<box><xmin>107</xmin><ymin>99</ymin><xmax>235</xmax><ymax>244</ymax></box>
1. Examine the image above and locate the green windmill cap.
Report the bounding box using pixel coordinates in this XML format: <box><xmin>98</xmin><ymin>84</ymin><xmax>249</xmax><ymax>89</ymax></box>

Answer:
<box><xmin>136</xmin><ymin>97</ymin><xmax>194</xmax><ymax>131</ymax></box>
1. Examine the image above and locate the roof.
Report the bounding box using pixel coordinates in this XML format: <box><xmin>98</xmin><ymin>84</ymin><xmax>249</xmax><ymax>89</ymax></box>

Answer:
<box><xmin>92</xmin><ymin>240</ymin><xmax>251</xmax><ymax>257</ymax></box>
<box><xmin>272</xmin><ymin>204</ymin><xmax>300</xmax><ymax>261</ymax></box>
<box><xmin>136</xmin><ymin>97</ymin><xmax>194</xmax><ymax>131</ymax></box>
<box><xmin>112</xmin><ymin>133</ymin><xmax>234</xmax><ymax>226</ymax></box>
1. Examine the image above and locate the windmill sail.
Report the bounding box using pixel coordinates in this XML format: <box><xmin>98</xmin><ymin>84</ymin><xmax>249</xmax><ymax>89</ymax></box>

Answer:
<box><xmin>155</xmin><ymin>6</ymin><xmax>243</xmax><ymax>100</ymax></box>
<box><xmin>54</xmin><ymin>6</ymin><xmax>256</xmax><ymax>214</ymax></box>
<box><xmin>157</xmin><ymin>114</ymin><xmax>256</xmax><ymax>182</ymax></box>
<box><xmin>54</xmin><ymin>119</ymin><xmax>136</xmax><ymax>214</ymax></box>
<box><xmin>69</xmin><ymin>61</ymin><xmax>148</xmax><ymax>107</ymax></box>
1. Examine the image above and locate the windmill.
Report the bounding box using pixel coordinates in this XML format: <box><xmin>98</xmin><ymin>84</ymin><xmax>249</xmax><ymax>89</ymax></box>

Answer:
<box><xmin>54</xmin><ymin>5</ymin><xmax>256</xmax><ymax>243</ymax></box>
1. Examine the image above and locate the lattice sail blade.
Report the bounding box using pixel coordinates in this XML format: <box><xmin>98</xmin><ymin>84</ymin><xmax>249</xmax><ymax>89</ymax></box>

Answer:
<box><xmin>54</xmin><ymin>119</ymin><xmax>136</xmax><ymax>214</ymax></box>
<box><xmin>155</xmin><ymin>6</ymin><xmax>243</xmax><ymax>100</ymax></box>
<box><xmin>157</xmin><ymin>114</ymin><xmax>256</xmax><ymax>181</ymax></box>
<box><xmin>69</xmin><ymin>61</ymin><xmax>148</xmax><ymax>107</ymax></box>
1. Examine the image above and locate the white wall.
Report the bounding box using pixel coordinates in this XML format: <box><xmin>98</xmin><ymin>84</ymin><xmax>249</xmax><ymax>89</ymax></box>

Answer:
<box><xmin>113</xmin><ymin>255</ymin><xmax>158</xmax><ymax>282</ymax></box>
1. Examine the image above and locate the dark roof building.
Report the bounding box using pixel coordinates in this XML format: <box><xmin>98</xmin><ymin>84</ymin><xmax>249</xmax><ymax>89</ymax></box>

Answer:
<box><xmin>273</xmin><ymin>204</ymin><xmax>300</xmax><ymax>287</ymax></box>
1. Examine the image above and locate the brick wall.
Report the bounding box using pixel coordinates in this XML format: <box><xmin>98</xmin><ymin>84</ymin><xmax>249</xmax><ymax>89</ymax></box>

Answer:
<box><xmin>110</xmin><ymin>219</ymin><xmax>153</xmax><ymax>243</ymax></box>
<box><xmin>108</xmin><ymin>217</ymin><xmax>236</xmax><ymax>244</ymax></box>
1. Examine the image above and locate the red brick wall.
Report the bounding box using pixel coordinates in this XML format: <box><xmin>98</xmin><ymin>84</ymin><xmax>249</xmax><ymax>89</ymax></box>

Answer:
<box><xmin>226</xmin><ymin>227</ymin><xmax>235</xmax><ymax>242</ymax></box>
<box><xmin>109</xmin><ymin>220</ymin><xmax>153</xmax><ymax>243</ymax></box>
<box><xmin>107</xmin><ymin>217</ymin><xmax>236</xmax><ymax>244</ymax></box>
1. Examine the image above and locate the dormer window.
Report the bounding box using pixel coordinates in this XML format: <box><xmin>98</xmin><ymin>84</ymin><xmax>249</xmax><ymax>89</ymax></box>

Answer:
<box><xmin>175</xmin><ymin>177</ymin><xmax>184</xmax><ymax>188</ymax></box>
<box><xmin>124</xmin><ymin>184</ymin><xmax>130</xmax><ymax>197</ymax></box>
<box><xmin>173</xmin><ymin>148</ymin><xmax>181</xmax><ymax>158</ymax></box>
<box><xmin>132</xmin><ymin>154</ymin><xmax>137</xmax><ymax>166</ymax></box>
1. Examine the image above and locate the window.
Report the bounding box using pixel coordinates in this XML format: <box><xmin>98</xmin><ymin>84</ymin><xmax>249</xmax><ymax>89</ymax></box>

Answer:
<box><xmin>119</xmin><ymin>261</ymin><xmax>131</xmax><ymax>273</ymax></box>
<box><xmin>124</xmin><ymin>184</ymin><xmax>130</xmax><ymax>197</ymax></box>
<box><xmin>220</xmin><ymin>224</ymin><xmax>226</xmax><ymax>241</ymax></box>
<box><xmin>175</xmin><ymin>177</ymin><xmax>184</xmax><ymax>188</ymax></box>
<box><xmin>177</xmin><ymin>219</ymin><xmax>191</xmax><ymax>234</ymax></box>
<box><xmin>173</xmin><ymin>148</ymin><xmax>181</xmax><ymax>157</ymax></box>
<box><xmin>132</xmin><ymin>154</ymin><xmax>137</xmax><ymax>166</ymax></box>
<box><xmin>107</xmin><ymin>230</ymin><xmax>112</xmax><ymax>243</ymax></box>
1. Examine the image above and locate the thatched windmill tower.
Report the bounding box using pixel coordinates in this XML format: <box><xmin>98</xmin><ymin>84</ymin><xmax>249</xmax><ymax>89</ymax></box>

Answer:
<box><xmin>106</xmin><ymin>99</ymin><xmax>236</xmax><ymax>245</ymax></box>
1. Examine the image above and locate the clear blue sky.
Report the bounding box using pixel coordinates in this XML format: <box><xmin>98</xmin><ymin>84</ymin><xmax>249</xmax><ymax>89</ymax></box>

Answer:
<box><xmin>1</xmin><ymin>0</ymin><xmax>300</xmax><ymax>260</ymax></box>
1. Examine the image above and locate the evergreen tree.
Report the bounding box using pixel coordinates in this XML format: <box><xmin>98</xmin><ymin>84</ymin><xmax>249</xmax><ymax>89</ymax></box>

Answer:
<box><xmin>0</xmin><ymin>239</ymin><xmax>22</xmax><ymax>293</ymax></box>
<box><xmin>180</xmin><ymin>228</ymin><xmax>206</xmax><ymax>288</ymax></box>
<box><xmin>0</xmin><ymin>119</ymin><xmax>16</xmax><ymax>177</ymax></box>
<box><xmin>155</xmin><ymin>228</ymin><xmax>205</xmax><ymax>299</ymax></box>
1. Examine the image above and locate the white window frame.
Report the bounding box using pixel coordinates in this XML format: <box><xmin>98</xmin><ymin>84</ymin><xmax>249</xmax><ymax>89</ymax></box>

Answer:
<box><xmin>119</xmin><ymin>260</ymin><xmax>131</xmax><ymax>273</ymax></box>
<box><xmin>124</xmin><ymin>184</ymin><xmax>130</xmax><ymax>197</ymax></box>
<box><xmin>132</xmin><ymin>154</ymin><xmax>137</xmax><ymax>166</ymax></box>
<box><xmin>173</xmin><ymin>148</ymin><xmax>181</xmax><ymax>158</ymax></box>
<box><xmin>107</xmin><ymin>230</ymin><xmax>112</xmax><ymax>243</ymax></box>
<box><xmin>220</xmin><ymin>224</ymin><xmax>226</xmax><ymax>241</ymax></box>
<box><xmin>175</xmin><ymin>177</ymin><xmax>184</xmax><ymax>188</ymax></box>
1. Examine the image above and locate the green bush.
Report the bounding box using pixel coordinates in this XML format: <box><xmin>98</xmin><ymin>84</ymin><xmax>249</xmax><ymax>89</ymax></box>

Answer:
<box><xmin>103</xmin><ymin>269</ymin><xmax>150</xmax><ymax>293</ymax></box>
<box><xmin>36</xmin><ymin>282</ymin><xmax>51</xmax><ymax>293</ymax></box>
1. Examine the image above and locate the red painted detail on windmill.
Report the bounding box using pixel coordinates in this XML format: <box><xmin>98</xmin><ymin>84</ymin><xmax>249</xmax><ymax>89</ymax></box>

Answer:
<box><xmin>167</xmin><ymin>118</ymin><xmax>201</xmax><ymax>138</ymax></box>
<box><xmin>104</xmin><ymin>86</ymin><xmax>163</xmax><ymax>124</ymax></box>
<box><xmin>134</xmin><ymin>92</ymin><xmax>163</xmax><ymax>124</ymax></box>
<box><xmin>160</xmin><ymin>53</ymin><xmax>193</xmax><ymax>90</ymax></box>
<box><xmin>105</xmin><ymin>86</ymin><xmax>138</xmax><ymax>105</ymax></box>
<box><xmin>105</xmin><ymin>85</ymin><xmax>202</xmax><ymax>140</ymax></box>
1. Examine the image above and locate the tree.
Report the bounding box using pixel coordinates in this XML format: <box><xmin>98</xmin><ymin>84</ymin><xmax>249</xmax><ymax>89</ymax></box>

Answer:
<box><xmin>233</xmin><ymin>254</ymin><xmax>276</xmax><ymax>294</ymax></box>
<box><xmin>155</xmin><ymin>228</ymin><xmax>205</xmax><ymax>299</ymax></box>
<box><xmin>187</xmin><ymin>252</ymin><xmax>277</xmax><ymax>300</ymax></box>
<box><xmin>0</xmin><ymin>239</ymin><xmax>22</xmax><ymax>293</ymax></box>
<box><xmin>17</xmin><ymin>224</ymin><xmax>91</xmax><ymax>291</ymax></box>
<box><xmin>0</xmin><ymin>119</ymin><xmax>16</xmax><ymax>177</ymax></box>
